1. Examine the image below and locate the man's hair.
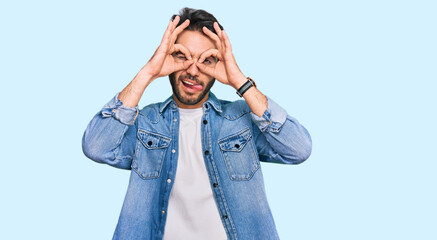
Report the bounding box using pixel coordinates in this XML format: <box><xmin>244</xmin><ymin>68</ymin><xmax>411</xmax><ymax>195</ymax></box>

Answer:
<box><xmin>171</xmin><ymin>7</ymin><xmax>224</xmax><ymax>35</ymax></box>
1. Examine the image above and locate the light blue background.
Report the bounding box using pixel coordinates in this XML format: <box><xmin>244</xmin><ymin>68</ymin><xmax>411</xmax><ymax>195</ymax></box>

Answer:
<box><xmin>1</xmin><ymin>0</ymin><xmax>436</xmax><ymax>239</ymax></box>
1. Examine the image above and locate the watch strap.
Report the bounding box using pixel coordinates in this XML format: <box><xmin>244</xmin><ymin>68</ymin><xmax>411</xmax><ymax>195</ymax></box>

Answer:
<box><xmin>236</xmin><ymin>77</ymin><xmax>256</xmax><ymax>97</ymax></box>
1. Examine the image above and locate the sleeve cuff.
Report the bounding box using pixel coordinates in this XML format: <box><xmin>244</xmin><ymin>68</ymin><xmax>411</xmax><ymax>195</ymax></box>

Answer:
<box><xmin>250</xmin><ymin>95</ymin><xmax>287</xmax><ymax>132</ymax></box>
<box><xmin>101</xmin><ymin>93</ymin><xmax>139</xmax><ymax>125</ymax></box>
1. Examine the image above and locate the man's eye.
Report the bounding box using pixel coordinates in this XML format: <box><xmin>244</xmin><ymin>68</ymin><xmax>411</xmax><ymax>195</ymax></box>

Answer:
<box><xmin>173</xmin><ymin>52</ymin><xmax>187</xmax><ymax>60</ymax></box>
<box><xmin>177</xmin><ymin>54</ymin><xmax>186</xmax><ymax>59</ymax></box>
<box><xmin>203</xmin><ymin>57</ymin><xmax>216</xmax><ymax>65</ymax></box>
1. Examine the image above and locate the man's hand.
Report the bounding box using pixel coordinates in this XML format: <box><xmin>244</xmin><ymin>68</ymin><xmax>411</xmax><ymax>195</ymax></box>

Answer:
<box><xmin>118</xmin><ymin>16</ymin><xmax>193</xmax><ymax>107</ymax></box>
<box><xmin>196</xmin><ymin>22</ymin><xmax>268</xmax><ymax>117</ymax></box>
<box><xmin>196</xmin><ymin>22</ymin><xmax>247</xmax><ymax>90</ymax></box>
<box><xmin>142</xmin><ymin>16</ymin><xmax>194</xmax><ymax>81</ymax></box>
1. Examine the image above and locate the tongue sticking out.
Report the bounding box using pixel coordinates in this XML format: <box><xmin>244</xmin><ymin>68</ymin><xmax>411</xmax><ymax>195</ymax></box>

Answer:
<box><xmin>182</xmin><ymin>80</ymin><xmax>203</xmax><ymax>91</ymax></box>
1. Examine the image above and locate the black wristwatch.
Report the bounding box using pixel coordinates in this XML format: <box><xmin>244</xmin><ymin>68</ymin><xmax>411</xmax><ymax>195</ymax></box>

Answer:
<box><xmin>236</xmin><ymin>77</ymin><xmax>256</xmax><ymax>97</ymax></box>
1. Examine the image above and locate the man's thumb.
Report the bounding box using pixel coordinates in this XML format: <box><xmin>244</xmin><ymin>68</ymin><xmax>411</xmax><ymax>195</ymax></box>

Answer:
<box><xmin>174</xmin><ymin>59</ymin><xmax>194</xmax><ymax>72</ymax></box>
<box><xmin>196</xmin><ymin>62</ymin><xmax>214</xmax><ymax>76</ymax></box>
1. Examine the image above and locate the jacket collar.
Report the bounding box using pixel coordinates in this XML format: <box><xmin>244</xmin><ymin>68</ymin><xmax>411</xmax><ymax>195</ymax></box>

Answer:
<box><xmin>159</xmin><ymin>91</ymin><xmax>223</xmax><ymax>114</ymax></box>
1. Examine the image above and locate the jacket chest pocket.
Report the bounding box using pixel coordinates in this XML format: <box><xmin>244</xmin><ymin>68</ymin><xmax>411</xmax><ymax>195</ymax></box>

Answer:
<box><xmin>218</xmin><ymin>128</ymin><xmax>260</xmax><ymax>181</ymax></box>
<box><xmin>132</xmin><ymin>129</ymin><xmax>171</xmax><ymax>179</ymax></box>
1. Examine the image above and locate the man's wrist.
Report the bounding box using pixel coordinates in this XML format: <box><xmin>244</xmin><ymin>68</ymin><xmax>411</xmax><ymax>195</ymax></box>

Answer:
<box><xmin>232</xmin><ymin>75</ymin><xmax>248</xmax><ymax>90</ymax></box>
<box><xmin>236</xmin><ymin>77</ymin><xmax>257</xmax><ymax>97</ymax></box>
<box><xmin>138</xmin><ymin>67</ymin><xmax>156</xmax><ymax>83</ymax></box>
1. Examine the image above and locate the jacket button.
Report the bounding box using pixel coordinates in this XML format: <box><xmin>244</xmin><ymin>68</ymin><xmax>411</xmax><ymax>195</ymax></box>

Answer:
<box><xmin>204</xmin><ymin>150</ymin><xmax>210</xmax><ymax>155</ymax></box>
<box><xmin>234</xmin><ymin>144</ymin><xmax>240</xmax><ymax>148</ymax></box>
<box><xmin>213</xmin><ymin>183</ymin><xmax>218</xmax><ymax>188</ymax></box>
<box><xmin>148</xmin><ymin>141</ymin><xmax>152</xmax><ymax>146</ymax></box>
<box><xmin>203</xmin><ymin>120</ymin><xmax>208</xmax><ymax>124</ymax></box>
<box><xmin>222</xmin><ymin>215</ymin><xmax>228</xmax><ymax>219</ymax></box>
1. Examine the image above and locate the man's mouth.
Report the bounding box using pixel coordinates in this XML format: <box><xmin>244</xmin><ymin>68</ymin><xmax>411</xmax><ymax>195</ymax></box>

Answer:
<box><xmin>181</xmin><ymin>79</ymin><xmax>203</xmax><ymax>92</ymax></box>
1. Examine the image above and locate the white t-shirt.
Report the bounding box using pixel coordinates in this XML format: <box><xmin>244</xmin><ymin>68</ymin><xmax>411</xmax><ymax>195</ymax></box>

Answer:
<box><xmin>163</xmin><ymin>107</ymin><xmax>227</xmax><ymax>240</ymax></box>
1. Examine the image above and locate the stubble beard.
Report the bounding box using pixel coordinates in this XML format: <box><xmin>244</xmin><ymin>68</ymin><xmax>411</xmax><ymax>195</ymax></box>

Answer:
<box><xmin>169</xmin><ymin>73</ymin><xmax>216</xmax><ymax>106</ymax></box>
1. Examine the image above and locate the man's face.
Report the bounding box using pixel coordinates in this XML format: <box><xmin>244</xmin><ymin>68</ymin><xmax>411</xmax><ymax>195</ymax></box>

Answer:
<box><xmin>169</xmin><ymin>30</ymin><xmax>217</xmax><ymax>109</ymax></box>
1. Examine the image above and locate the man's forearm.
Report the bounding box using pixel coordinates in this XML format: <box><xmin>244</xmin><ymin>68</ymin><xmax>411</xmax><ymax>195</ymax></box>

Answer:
<box><xmin>233</xmin><ymin>77</ymin><xmax>268</xmax><ymax>117</ymax></box>
<box><xmin>118</xmin><ymin>68</ymin><xmax>154</xmax><ymax>108</ymax></box>
<box><xmin>242</xmin><ymin>87</ymin><xmax>268</xmax><ymax>117</ymax></box>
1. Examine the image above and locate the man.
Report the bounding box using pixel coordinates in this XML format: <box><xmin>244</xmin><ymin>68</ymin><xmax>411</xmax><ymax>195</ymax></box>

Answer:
<box><xmin>82</xmin><ymin>7</ymin><xmax>312</xmax><ymax>240</ymax></box>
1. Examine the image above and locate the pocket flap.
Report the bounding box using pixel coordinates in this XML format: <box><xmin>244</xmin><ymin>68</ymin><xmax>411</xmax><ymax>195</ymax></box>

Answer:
<box><xmin>218</xmin><ymin>128</ymin><xmax>252</xmax><ymax>152</ymax></box>
<box><xmin>137</xmin><ymin>129</ymin><xmax>171</xmax><ymax>149</ymax></box>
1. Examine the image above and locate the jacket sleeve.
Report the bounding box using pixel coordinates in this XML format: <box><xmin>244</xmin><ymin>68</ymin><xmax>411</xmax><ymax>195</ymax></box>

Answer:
<box><xmin>82</xmin><ymin>93</ymin><xmax>139</xmax><ymax>169</ymax></box>
<box><xmin>251</xmin><ymin>96</ymin><xmax>312</xmax><ymax>164</ymax></box>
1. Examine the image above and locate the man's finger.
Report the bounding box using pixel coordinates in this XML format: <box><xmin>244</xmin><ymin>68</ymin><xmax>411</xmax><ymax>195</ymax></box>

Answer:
<box><xmin>160</xmin><ymin>19</ymin><xmax>175</xmax><ymax>45</ymax></box>
<box><xmin>170</xmin><ymin>15</ymin><xmax>180</xmax><ymax>32</ymax></box>
<box><xmin>170</xmin><ymin>19</ymin><xmax>190</xmax><ymax>43</ymax></box>
<box><xmin>222</xmin><ymin>30</ymin><xmax>233</xmax><ymax>52</ymax></box>
<box><xmin>173</xmin><ymin>44</ymin><xmax>192</xmax><ymax>60</ymax></box>
<box><xmin>174</xmin><ymin>59</ymin><xmax>194</xmax><ymax>72</ymax></box>
<box><xmin>214</xmin><ymin>22</ymin><xmax>227</xmax><ymax>52</ymax></box>
<box><xmin>202</xmin><ymin>26</ymin><xmax>221</xmax><ymax>47</ymax></box>
<box><xmin>198</xmin><ymin>48</ymin><xmax>220</xmax><ymax>63</ymax></box>
<box><xmin>173</xmin><ymin>19</ymin><xmax>190</xmax><ymax>35</ymax></box>
<box><xmin>213</xmin><ymin>22</ymin><xmax>222</xmax><ymax>38</ymax></box>
<box><xmin>195</xmin><ymin>62</ymin><xmax>215</xmax><ymax>77</ymax></box>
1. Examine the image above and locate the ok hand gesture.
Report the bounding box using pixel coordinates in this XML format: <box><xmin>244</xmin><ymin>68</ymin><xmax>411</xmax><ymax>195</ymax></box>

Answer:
<box><xmin>195</xmin><ymin>22</ymin><xmax>247</xmax><ymax>89</ymax></box>
<box><xmin>143</xmin><ymin>16</ymin><xmax>194</xmax><ymax>80</ymax></box>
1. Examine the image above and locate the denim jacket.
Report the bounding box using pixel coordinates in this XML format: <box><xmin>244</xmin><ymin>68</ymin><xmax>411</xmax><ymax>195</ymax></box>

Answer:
<box><xmin>82</xmin><ymin>91</ymin><xmax>312</xmax><ymax>240</ymax></box>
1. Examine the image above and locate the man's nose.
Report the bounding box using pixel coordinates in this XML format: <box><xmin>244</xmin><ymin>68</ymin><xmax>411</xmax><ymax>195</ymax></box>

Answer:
<box><xmin>186</xmin><ymin>59</ymin><xmax>200</xmax><ymax>76</ymax></box>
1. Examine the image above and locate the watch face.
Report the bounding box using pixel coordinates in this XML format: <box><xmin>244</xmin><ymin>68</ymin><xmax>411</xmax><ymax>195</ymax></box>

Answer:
<box><xmin>236</xmin><ymin>78</ymin><xmax>256</xmax><ymax>97</ymax></box>
<box><xmin>247</xmin><ymin>77</ymin><xmax>256</xmax><ymax>87</ymax></box>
